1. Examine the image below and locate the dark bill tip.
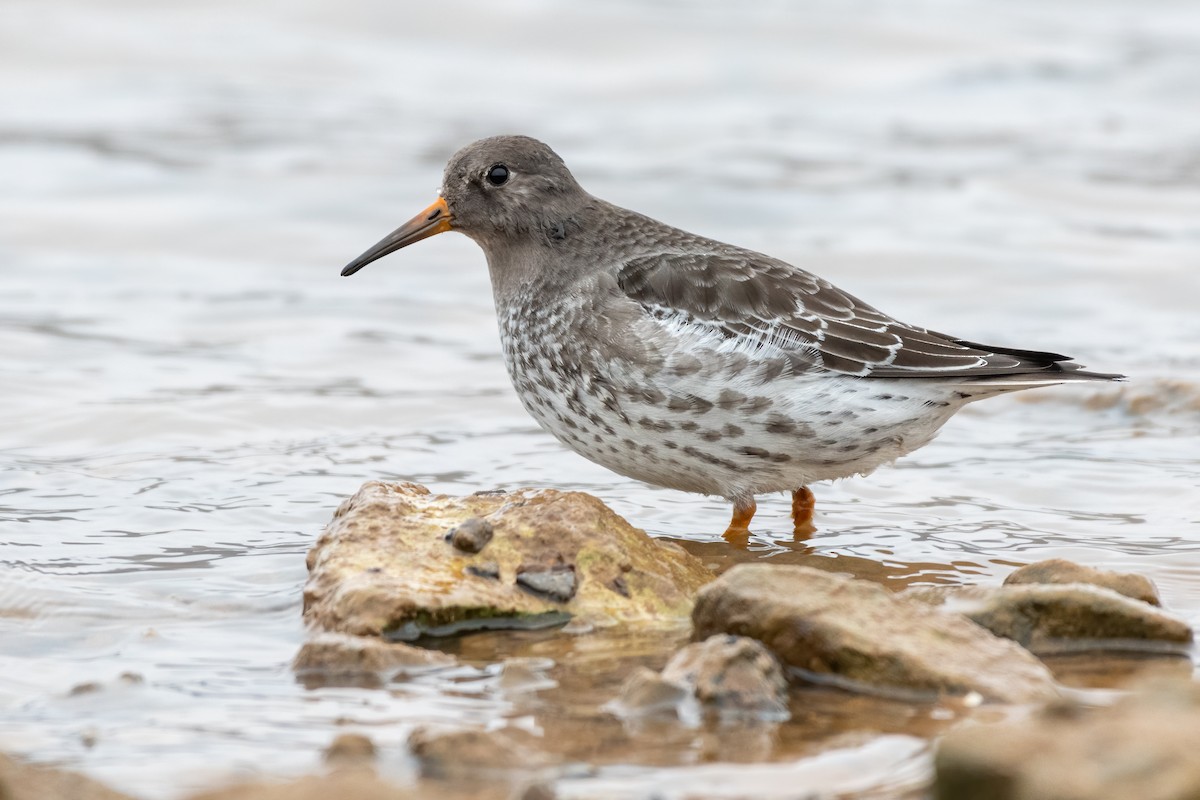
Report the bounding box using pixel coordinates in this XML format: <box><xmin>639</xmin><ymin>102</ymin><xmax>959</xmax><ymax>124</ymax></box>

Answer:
<box><xmin>340</xmin><ymin>197</ymin><xmax>452</xmax><ymax>277</ymax></box>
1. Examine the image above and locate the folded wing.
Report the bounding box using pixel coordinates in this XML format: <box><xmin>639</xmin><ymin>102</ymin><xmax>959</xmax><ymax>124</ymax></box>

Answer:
<box><xmin>616</xmin><ymin>250</ymin><xmax>1120</xmax><ymax>382</ymax></box>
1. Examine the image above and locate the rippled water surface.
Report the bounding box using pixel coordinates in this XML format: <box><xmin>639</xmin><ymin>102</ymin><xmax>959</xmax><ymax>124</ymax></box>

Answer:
<box><xmin>2</xmin><ymin>0</ymin><xmax>1199</xmax><ymax>797</ymax></box>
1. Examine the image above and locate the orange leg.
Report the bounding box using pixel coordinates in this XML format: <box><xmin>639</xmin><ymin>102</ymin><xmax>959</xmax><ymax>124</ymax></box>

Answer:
<box><xmin>722</xmin><ymin>497</ymin><xmax>757</xmax><ymax>545</ymax></box>
<box><xmin>792</xmin><ymin>486</ymin><xmax>816</xmax><ymax>537</ymax></box>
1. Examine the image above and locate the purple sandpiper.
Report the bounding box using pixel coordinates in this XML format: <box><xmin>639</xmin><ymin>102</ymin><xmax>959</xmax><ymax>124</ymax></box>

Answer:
<box><xmin>342</xmin><ymin>136</ymin><xmax>1122</xmax><ymax>538</ymax></box>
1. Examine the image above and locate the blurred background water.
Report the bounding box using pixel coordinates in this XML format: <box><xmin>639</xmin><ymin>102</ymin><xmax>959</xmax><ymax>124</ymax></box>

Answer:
<box><xmin>1</xmin><ymin>0</ymin><xmax>1198</xmax><ymax>797</ymax></box>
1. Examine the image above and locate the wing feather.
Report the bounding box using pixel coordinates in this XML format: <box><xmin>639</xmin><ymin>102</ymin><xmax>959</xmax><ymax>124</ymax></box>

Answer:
<box><xmin>615</xmin><ymin>249</ymin><xmax>1118</xmax><ymax>381</ymax></box>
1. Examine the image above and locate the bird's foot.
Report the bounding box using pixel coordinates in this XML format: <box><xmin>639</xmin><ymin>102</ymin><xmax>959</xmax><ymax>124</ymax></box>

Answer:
<box><xmin>721</xmin><ymin>498</ymin><xmax>757</xmax><ymax>547</ymax></box>
<box><xmin>792</xmin><ymin>486</ymin><xmax>816</xmax><ymax>540</ymax></box>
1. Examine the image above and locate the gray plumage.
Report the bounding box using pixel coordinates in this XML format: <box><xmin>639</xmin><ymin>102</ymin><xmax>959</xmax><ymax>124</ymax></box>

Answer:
<box><xmin>343</xmin><ymin>135</ymin><xmax>1122</xmax><ymax>529</ymax></box>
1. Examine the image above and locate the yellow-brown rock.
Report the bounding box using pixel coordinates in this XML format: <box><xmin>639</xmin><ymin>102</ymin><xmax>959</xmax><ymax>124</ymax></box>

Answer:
<box><xmin>185</xmin><ymin>771</ymin><xmax>413</xmax><ymax>800</ymax></box>
<box><xmin>0</xmin><ymin>753</ymin><xmax>136</xmax><ymax>800</ymax></box>
<box><xmin>1003</xmin><ymin>558</ymin><xmax>1161</xmax><ymax>606</ymax></box>
<box><xmin>303</xmin><ymin>482</ymin><xmax>713</xmax><ymax>640</ymax></box>
<box><xmin>693</xmin><ymin>564</ymin><xmax>1058</xmax><ymax>704</ymax></box>
<box><xmin>935</xmin><ymin>679</ymin><xmax>1200</xmax><ymax>800</ymax></box>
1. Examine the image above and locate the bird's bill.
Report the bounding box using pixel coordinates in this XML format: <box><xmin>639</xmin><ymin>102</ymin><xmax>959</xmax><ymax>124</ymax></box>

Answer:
<box><xmin>341</xmin><ymin>196</ymin><xmax>453</xmax><ymax>277</ymax></box>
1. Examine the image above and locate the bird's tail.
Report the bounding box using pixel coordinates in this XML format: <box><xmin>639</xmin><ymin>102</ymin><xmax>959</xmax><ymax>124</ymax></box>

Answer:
<box><xmin>949</xmin><ymin>339</ymin><xmax>1124</xmax><ymax>396</ymax></box>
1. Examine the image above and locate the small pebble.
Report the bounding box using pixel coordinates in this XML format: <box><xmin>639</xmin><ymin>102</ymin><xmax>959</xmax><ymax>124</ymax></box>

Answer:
<box><xmin>516</xmin><ymin>564</ymin><xmax>577</xmax><ymax>602</ymax></box>
<box><xmin>466</xmin><ymin>561</ymin><xmax>500</xmax><ymax>580</ymax></box>
<box><xmin>445</xmin><ymin>518</ymin><xmax>494</xmax><ymax>553</ymax></box>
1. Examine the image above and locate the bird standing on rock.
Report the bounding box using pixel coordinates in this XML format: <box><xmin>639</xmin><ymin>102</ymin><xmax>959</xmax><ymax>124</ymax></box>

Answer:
<box><xmin>342</xmin><ymin>135</ymin><xmax>1121</xmax><ymax>539</ymax></box>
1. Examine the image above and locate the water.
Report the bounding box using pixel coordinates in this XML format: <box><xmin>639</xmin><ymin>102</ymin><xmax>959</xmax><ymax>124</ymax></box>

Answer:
<box><xmin>2</xmin><ymin>0</ymin><xmax>1199</xmax><ymax>796</ymax></box>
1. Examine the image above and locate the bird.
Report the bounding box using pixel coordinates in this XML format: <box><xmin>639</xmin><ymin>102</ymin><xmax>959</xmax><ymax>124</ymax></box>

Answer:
<box><xmin>341</xmin><ymin>135</ymin><xmax>1122</xmax><ymax>540</ymax></box>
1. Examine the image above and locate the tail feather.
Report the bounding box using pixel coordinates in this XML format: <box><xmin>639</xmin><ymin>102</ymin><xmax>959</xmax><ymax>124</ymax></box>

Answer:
<box><xmin>950</xmin><ymin>337</ymin><xmax>1125</xmax><ymax>385</ymax></box>
<box><xmin>940</xmin><ymin>338</ymin><xmax>1124</xmax><ymax>397</ymax></box>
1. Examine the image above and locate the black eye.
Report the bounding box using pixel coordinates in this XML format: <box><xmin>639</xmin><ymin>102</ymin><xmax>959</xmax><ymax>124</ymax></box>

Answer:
<box><xmin>486</xmin><ymin>164</ymin><xmax>510</xmax><ymax>186</ymax></box>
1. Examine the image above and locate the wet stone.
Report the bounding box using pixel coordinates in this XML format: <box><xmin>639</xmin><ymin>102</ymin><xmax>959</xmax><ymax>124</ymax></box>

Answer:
<box><xmin>516</xmin><ymin>563</ymin><xmax>577</xmax><ymax>603</ymax></box>
<box><xmin>69</xmin><ymin>682</ymin><xmax>103</xmax><ymax>696</ymax></box>
<box><xmin>497</xmin><ymin>657</ymin><xmax>557</xmax><ymax>693</ymax></box>
<box><xmin>613</xmin><ymin>634</ymin><xmax>788</xmax><ymax>721</ymax></box>
<box><xmin>612</xmin><ymin>667</ymin><xmax>694</xmax><ymax>719</ymax></box>
<box><xmin>518</xmin><ymin>783</ymin><xmax>558</xmax><ymax>800</ymax></box>
<box><xmin>1004</xmin><ymin>558</ymin><xmax>1161</xmax><ymax>606</ymax></box>
<box><xmin>184</xmin><ymin>772</ymin><xmax>413</xmax><ymax>800</ymax></box>
<box><xmin>662</xmin><ymin>635</ymin><xmax>788</xmax><ymax>716</ymax></box>
<box><xmin>407</xmin><ymin>726</ymin><xmax>556</xmax><ymax>780</ymax></box>
<box><xmin>0</xmin><ymin>752</ymin><xmax>136</xmax><ymax>800</ymax></box>
<box><xmin>304</xmin><ymin>482</ymin><xmax>712</xmax><ymax>640</ymax></box>
<box><xmin>445</xmin><ymin>517</ymin><xmax>493</xmax><ymax>553</ymax></box>
<box><xmin>292</xmin><ymin>632</ymin><xmax>455</xmax><ymax>682</ymax></box>
<box><xmin>935</xmin><ymin>678</ymin><xmax>1200</xmax><ymax>800</ymax></box>
<box><xmin>692</xmin><ymin>564</ymin><xmax>1057</xmax><ymax>704</ymax></box>
<box><xmin>323</xmin><ymin>733</ymin><xmax>376</xmax><ymax>767</ymax></box>
<box><xmin>905</xmin><ymin>583</ymin><xmax>1192</xmax><ymax>653</ymax></box>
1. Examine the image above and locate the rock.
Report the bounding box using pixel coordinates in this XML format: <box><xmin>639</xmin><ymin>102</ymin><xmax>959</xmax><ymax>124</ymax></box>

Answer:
<box><xmin>1004</xmin><ymin>558</ymin><xmax>1160</xmax><ymax>606</ymax></box>
<box><xmin>292</xmin><ymin>632</ymin><xmax>455</xmax><ymax>684</ymax></box>
<box><xmin>935</xmin><ymin>678</ymin><xmax>1200</xmax><ymax>800</ymax></box>
<box><xmin>612</xmin><ymin>634</ymin><xmax>788</xmax><ymax>721</ymax></box>
<box><xmin>304</xmin><ymin>482</ymin><xmax>713</xmax><ymax>640</ymax></box>
<box><xmin>612</xmin><ymin>666</ymin><xmax>694</xmax><ymax>719</ymax></box>
<box><xmin>445</xmin><ymin>518</ymin><xmax>493</xmax><ymax>553</ymax></box>
<box><xmin>496</xmin><ymin>657</ymin><xmax>557</xmax><ymax>693</ymax></box>
<box><xmin>518</xmin><ymin>783</ymin><xmax>558</xmax><ymax>800</ymax></box>
<box><xmin>406</xmin><ymin>727</ymin><xmax>556</xmax><ymax>780</ymax></box>
<box><xmin>692</xmin><ymin>564</ymin><xmax>1056</xmax><ymax>704</ymax></box>
<box><xmin>0</xmin><ymin>753</ymin><xmax>137</xmax><ymax>800</ymax></box>
<box><xmin>665</xmin><ymin>635</ymin><xmax>788</xmax><ymax>714</ymax></box>
<box><xmin>905</xmin><ymin>584</ymin><xmax>1192</xmax><ymax>653</ymax></box>
<box><xmin>185</xmin><ymin>772</ymin><xmax>413</xmax><ymax>800</ymax></box>
<box><xmin>324</xmin><ymin>733</ymin><xmax>377</xmax><ymax>767</ymax></box>
<box><xmin>68</xmin><ymin>681</ymin><xmax>103</xmax><ymax>696</ymax></box>
<box><xmin>516</xmin><ymin>563</ymin><xmax>577</xmax><ymax>602</ymax></box>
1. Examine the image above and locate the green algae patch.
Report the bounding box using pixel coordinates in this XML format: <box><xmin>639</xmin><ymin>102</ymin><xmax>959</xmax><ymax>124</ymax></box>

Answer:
<box><xmin>302</xmin><ymin>482</ymin><xmax>714</xmax><ymax>639</ymax></box>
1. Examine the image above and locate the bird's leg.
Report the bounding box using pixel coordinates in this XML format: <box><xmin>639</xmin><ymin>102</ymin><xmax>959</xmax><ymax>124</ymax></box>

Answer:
<box><xmin>722</xmin><ymin>496</ymin><xmax>757</xmax><ymax>545</ymax></box>
<box><xmin>792</xmin><ymin>486</ymin><xmax>816</xmax><ymax>538</ymax></box>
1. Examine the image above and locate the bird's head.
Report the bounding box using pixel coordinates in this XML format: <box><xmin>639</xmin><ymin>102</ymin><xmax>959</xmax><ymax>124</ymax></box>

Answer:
<box><xmin>341</xmin><ymin>135</ymin><xmax>586</xmax><ymax>277</ymax></box>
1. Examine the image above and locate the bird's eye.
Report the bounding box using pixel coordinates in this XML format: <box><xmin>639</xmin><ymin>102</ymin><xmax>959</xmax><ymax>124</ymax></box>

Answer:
<box><xmin>486</xmin><ymin>164</ymin><xmax>510</xmax><ymax>186</ymax></box>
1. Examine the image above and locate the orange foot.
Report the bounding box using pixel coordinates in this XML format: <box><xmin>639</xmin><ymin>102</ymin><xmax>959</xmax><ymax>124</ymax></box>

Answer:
<box><xmin>721</xmin><ymin>497</ymin><xmax>757</xmax><ymax>547</ymax></box>
<box><xmin>792</xmin><ymin>486</ymin><xmax>816</xmax><ymax>539</ymax></box>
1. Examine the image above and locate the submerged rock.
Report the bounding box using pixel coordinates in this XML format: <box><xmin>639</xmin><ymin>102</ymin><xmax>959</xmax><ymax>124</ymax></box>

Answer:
<box><xmin>1004</xmin><ymin>558</ymin><xmax>1161</xmax><ymax>606</ymax></box>
<box><xmin>323</xmin><ymin>733</ymin><xmax>377</xmax><ymax>768</ymax></box>
<box><xmin>905</xmin><ymin>584</ymin><xmax>1191</xmax><ymax>653</ymax></box>
<box><xmin>614</xmin><ymin>634</ymin><xmax>788</xmax><ymax>721</ymax></box>
<box><xmin>186</xmin><ymin>772</ymin><xmax>413</xmax><ymax>800</ymax></box>
<box><xmin>0</xmin><ymin>753</ymin><xmax>136</xmax><ymax>800</ymax></box>
<box><xmin>692</xmin><ymin>564</ymin><xmax>1056</xmax><ymax>704</ymax></box>
<box><xmin>304</xmin><ymin>482</ymin><xmax>712</xmax><ymax>640</ymax></box>
<box><xmin>664</xmin><ymin>635</ymin><xmax>788</xmax><ymax>714</ymax></box>
<box><xmin>293</xmin><ymin>632</ymin><xmax>455</xmax><ymax>684</ymax></box>
<box><xmin>613</xmin><ymin>667</ymin><xmax>694</xmax><ymax>719</ymax></box>
<box><xmin>935</xmin><ymin>679</ymin><xmax>1200</xmax><ymax>800</ymax></box>
<box><xmin>407</xmin><ymin>726</ymin><xmax>557</xmax><ymax>780</ymax></box>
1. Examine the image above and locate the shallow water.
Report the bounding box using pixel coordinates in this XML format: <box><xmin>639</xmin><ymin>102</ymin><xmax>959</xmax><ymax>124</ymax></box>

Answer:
<box><xmin>2</xmin><ymin>0</ymin><xmax>1199</xmax><ymax>796</ymax></box>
